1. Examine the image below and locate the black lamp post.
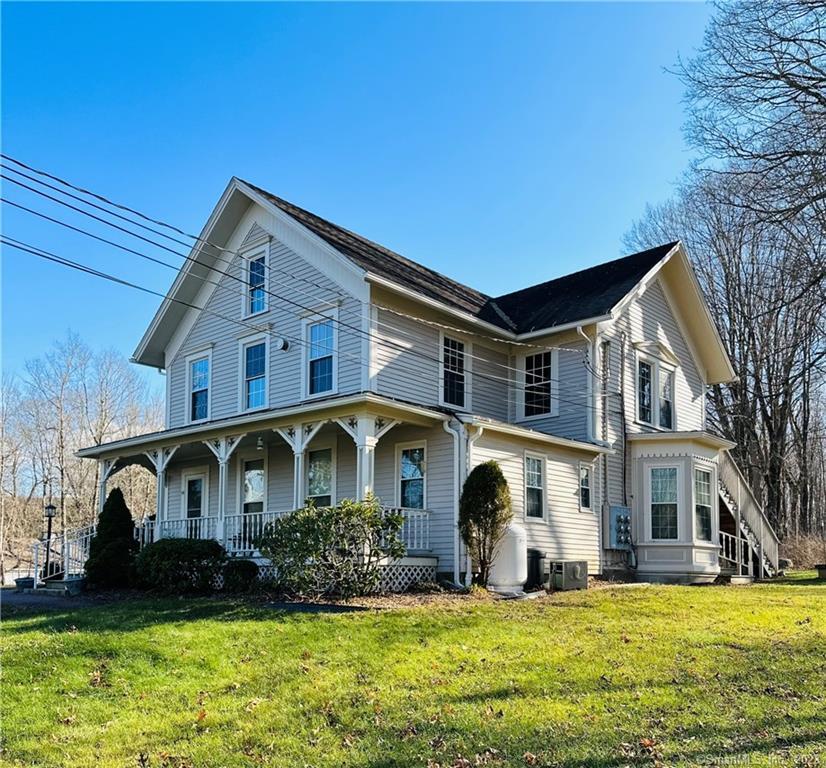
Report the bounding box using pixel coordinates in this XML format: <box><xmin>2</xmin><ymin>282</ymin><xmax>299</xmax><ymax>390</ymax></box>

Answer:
<box><xmin>43</xmin><ymin>503</ymin><xmax>56</xmax><ymax>579</ymax></box>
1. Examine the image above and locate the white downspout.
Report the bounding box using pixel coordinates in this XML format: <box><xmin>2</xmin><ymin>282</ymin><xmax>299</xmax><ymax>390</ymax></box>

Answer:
<box><xmin>577</xmin><ymin>326</ymin><xmax>594</xmax><ymax>442</ymax></box>
<box><xmin>465</xmin><ymin>423</ymin><xmax>485</xmax><ymax>586</ymax></box>
<box><xmin>442</xmin><ymin>419</ymin><xmax>463</xmax><ymax>585</ymax></box>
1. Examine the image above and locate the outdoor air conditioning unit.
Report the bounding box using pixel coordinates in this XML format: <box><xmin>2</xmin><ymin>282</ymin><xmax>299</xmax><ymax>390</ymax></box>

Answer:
<box><xmin>551</xmin><ymin>560</ymin><xmax>588</xmax><ymax>591</ymax></box>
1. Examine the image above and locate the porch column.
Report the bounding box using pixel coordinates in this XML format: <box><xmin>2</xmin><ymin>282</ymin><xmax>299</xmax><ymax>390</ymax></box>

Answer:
<box><xmin>144</xmin><ymin>446</ymin><xmax>180</xmax><ymax>538</ymax></box>
<box><xmin>97</xmin><ymin>457</ymin><xmax>122</xmax><ymax>517</ymax></box>
<box><xmin>204</xmin><ymin>435</ymin><xmax>245</xmax><ymax>543</ymax></box>
<box><xmin>275</xmin><ymin>421</ymin><xmax>328</xmax><ymax>509</ymax></box>
<box><xmin>336</xmin><ymin>415</ymin><xmax>399</xmax><ymax>501</ymax></box>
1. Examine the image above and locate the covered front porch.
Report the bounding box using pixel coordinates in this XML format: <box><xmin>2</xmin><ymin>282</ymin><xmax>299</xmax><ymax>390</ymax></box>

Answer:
<box><xmin>82</xmin><ymin>395</ymin><xmax>453</xmax><ymax>563</ymax></box>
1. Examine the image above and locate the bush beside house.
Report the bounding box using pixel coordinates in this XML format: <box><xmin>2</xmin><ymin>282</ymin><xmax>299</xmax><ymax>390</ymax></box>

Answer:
<box><xmin>256</xmin><ymin>496</ymin><xmax>406</xmax><ymax>597</ymax></box>
<box><xmin>223</xmin><ymin>559</ymin><xmax>259</xmax><ymax>593</ymax></box>
<box><xmin>135</xmin><ymin>538</ymin><xmax>226</xmax><ymax>594</ymax></box>
<box><xmin>85</xmin><ymin>488</ymin><xmax>138</xmax><ymax>588</ymax></box>
<box><xmin>459</xmin><ymin>460</ymin><xmax>513</xmax><ymax>587</ymax></box>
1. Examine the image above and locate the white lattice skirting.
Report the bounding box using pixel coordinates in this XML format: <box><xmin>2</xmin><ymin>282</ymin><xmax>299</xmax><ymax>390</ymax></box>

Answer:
<box><xmin>244</xmin><ymin>557</ymin><xmax>437</xmax><ymax>593</ymax></box>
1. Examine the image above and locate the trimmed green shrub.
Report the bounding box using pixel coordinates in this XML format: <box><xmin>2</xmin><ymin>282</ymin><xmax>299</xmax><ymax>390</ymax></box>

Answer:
<box><xmin>134</xmin><ymin>538</ymin><xmax>226</xmax><ymax>594</ymax></box>
<box><xmin>256</xmin><ymin>496</ymin><xmax>405</xmax><ymax>598</ymax></box>
<box><xmin>459</xmin><ymin>460</ymin><xmax>513</xmax><ymax>586</ymax></box>
<box><xmin>223</xmin><ymin>559</ymin><xmax>259</xmax><ymax>593</ymax></box>
<box><xmin>85</xmin><ymin>487</ymin><xmax>138</xmax><ymax>589</ymax></box>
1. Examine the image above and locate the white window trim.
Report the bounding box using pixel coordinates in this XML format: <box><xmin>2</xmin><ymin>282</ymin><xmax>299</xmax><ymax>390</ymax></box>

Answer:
<box><xmin>301</xmin><ymin>307</ymin><xmax>339</xmax><ymax>401</ymax></box>
<box><xmin>438</xmin><ymin>331</ymin><xmax>472</xmax><ymax>411</ymax></box>
<box><xmin>635</xmin><ymin>352</ymin><xmax>677</xmax><ymax>431</ymax></box>
<box><xmin>516</xmin><ymin>348</ymin><xmax>559</xmax><ymax>421</ymax></box>
<box><xmin>579</xmin><ymin>461</ymin><xmax>594</xmax><ymax>513</ymax></box>
<box><xmin>646</xmin><ymin>463</ymin><xmax>681</xmax><ymax>542</ymax></box>
<box><xmin>185</xmin><ymin>349</ymin><xmax>213</xmax><ymax>425</ymax></box>
<box><xmin>180</xmin><ymin>466</ymin><xmax>210</xmax><ymax>520</ymax></box>
<box><xmin>523</xmin><ymin>450</ymin><xmax>546</xmax><ymax>521</ymax></box>
<box><xmin>395</xmin><ymin>440</ymin><xmax>428</xmax><ymax>509</ymax></box>
<box><xmin>238</xmin><ymin>333</ymin><xmax>270</xmax><ymax>413</ymax></box>
<box><xmin>692</xmin><ymin>465</ymin><xmax>715</xmax><ymax>544</ymax></box>
<box><xmin>304</xmin><ymin>441</ymin><xmax>337</xmax><ymax>506</ymax></box>
<box><xmin>241</xmin><ymin>244</ymin><xmax>269</xmax><ymax>319</ymax></box>
<box><xmin>235</xmin><ymin>449</ymin><xmax>269</xmax><ymax>517</ymax></box>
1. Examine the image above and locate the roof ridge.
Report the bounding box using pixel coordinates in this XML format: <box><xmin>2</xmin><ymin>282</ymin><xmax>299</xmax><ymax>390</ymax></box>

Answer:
<box><xmin>493</xmin><ymin>241</ymin><xmax>680</xmax><ymax>302</ymax></box>
<box><xmin>240</xmin><ymin>179</ymin><xmax>494</xmax><ymax>305</ymax></box>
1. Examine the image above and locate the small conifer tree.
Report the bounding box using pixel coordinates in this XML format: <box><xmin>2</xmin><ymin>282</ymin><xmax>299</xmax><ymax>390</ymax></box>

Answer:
<box><xmin>85</xmin><ymin>487</ymin><xmax>137</xmax><ymax>588</ymax></box>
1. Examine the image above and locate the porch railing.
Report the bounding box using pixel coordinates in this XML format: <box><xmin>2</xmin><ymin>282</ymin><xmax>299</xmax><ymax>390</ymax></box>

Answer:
<box><xmin>385</xmin><ymin>507</ymin><xmax>431</xmax><ymax>552</ymax></box>
<box><xmin>224</xmin><ymin>510</ymin><xmax>287</xmax><ymax>555</ymax></box>
<box><xmin>157</xmin><ymin>516</ymin><xmax>219</xmax><ymax>541</ymax></box>
<box><xmin>719</xmin><ymin>530</ymin><xmax>753</xmax><ymax>575</ymax></box>
<box><xmin>718</xmin><ymin>451</ymin><xmax>779</xmax><ymax>575</ymax></box>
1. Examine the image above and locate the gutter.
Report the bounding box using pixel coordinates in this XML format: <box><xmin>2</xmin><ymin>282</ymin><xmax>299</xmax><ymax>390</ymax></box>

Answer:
<box><xmin>442</xmin><ymin>419</ymin><xmax>464</xmax><ymax>586</ymax></box>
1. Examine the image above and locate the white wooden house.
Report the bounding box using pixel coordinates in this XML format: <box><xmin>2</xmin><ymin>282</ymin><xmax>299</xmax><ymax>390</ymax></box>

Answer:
<box><xmin>52</xmin><ymin>178</ymin><xmax>777</xmax><ymax>587</ymax></box>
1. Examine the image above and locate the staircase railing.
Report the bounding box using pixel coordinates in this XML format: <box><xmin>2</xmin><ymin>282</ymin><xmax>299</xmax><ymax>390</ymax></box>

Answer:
<box><xmin>718</xmin><ymin>450</ymin><xmax>780</xmax><ymax>576</ymax></box>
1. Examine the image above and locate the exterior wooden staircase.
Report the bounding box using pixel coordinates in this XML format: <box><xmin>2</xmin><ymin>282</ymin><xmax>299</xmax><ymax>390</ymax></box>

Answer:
<box><xmin>717</xmin><ymin>451</ymin><xmax>780</xmax><ymax>579</ymax></box>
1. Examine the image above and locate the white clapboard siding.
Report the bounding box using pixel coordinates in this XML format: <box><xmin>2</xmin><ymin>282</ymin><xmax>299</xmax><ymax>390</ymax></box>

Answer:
<box><xmin>374</xmin><ymin>309</ymin><xmax>510</xmax><ymax>421</ymax></box>
<box><xmin>600</xmin><ymin>277</ymin><xmax>707</xmax><ymax>508</ymax></box>
<box><xmin>168</xmin><ymin>232</ymin><xmax>363</xmax><ymax>428</ymax></box>
<box><xmin>514</xmin><ymin>341</ymin><xmax>590</xmax><ymax>442</ymax></box>
<box><xmin>473</xmin><ymin>433</ymin><xmax>602</xmax><ymax>575</ymax></box>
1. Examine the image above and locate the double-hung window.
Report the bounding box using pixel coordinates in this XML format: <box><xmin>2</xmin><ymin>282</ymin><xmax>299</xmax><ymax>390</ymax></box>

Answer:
<box><xmin>189</xmin><ymin>356</ymin><xmax>209</xmax><ymax>422</ymax></box>
<box><xmin>694</xmin><ymin>468</ymin><xmax>712</xmax><ymax>541</ymax></box>
<box><xmin>243</xmin><ymin>340</ymin><xmax>267</xmax><ymax>410</ymax></box>
<box><xmin>247</xmin><ymin>254</ymin><xmax>266</xmax><ymax>315</ymax></box>
<box><xmin>638</xmin><ymin>357</ymin><xmax>676</xmax><ymax>429</ymax></box>
<box><xmin>579</xmin><ymin>464</ymin><xmax>592</xmax><ymax>511</ymax></box>
<box><xmin>650</xmin><ymin>467</ymin><xmax>678</xmax><ymax>540</ymax></box>
<box><xmin>524</xmin><ymin>351</ymin><xmax>554</xmax><ymax>417</ymax></box>
<box><xmin>307</xmin><ymin>318</ymin><xmax>335</xmax><ymax>396</ymax></box>
<box><xmin>525</xmin><ymin>455</ymin><xmax>544</xmax><ymax>518</ymax></box>
<box><xmin>307</xmin><ymin>448</ymin><xmax>333</xmax><ymax>506</ymax></box>
<box><xmin>441</xmin><ymin>336</ymin><xmax>467</xmax><ymax>408</ymax></box>
<box><xmin>399</xmin><ymin>445</ymin><xmax>426</xmax><ymax>508</ymax></box>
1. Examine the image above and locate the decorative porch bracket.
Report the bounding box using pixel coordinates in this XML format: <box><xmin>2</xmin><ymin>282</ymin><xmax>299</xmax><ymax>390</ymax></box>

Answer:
<box><xmin>274</xmin><ymin>421</ymin><xmax>328</xmax><ymax>509</ymax></box>
<box><xmin>203</xmin><ymin>435</ymin><xmax>246</xmax><ymax>542</ymax></box>
<box><xmin>336</xmin><ymin>415</ymin><xmax>400</xmax><ymax>501</ymax></box>
<box><xmin>143</xmin><ymin>445</ymin><xmax>180</xmax><ymax>534</ymax></box>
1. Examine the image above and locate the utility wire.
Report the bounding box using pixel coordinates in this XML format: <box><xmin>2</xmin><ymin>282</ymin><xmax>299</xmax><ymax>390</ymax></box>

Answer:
<box><xmin>2</xmin><ymin>233</ymin><xmax>608</xmax><ymax>414</ymax></box>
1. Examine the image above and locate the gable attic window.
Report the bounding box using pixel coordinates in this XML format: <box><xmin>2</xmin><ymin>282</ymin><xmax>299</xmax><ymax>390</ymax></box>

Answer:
<box><xmin>441</xmin><ymin>336</ymin><xmax>467</xmax><ymax>408</ymax></box>
<box><xmin>523</xmin><ymin>350</ymin><xmax>557</xmax><ymax>418</ymax></box>
<box><xmin>247</xmin><ymin>252</ymin><xmax>266</xmax><ymax>316</ymax></box>
<box><xmin>637</xmin><ymin>355</ymin><xmax>675</xmax><ymax>429</ymax></box>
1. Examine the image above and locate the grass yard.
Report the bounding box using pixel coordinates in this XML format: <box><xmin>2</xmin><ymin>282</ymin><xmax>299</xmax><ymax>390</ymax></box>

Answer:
<box><xmin>2</xmin><ymin>575</ymin><xmax>824</xmax><ymax>768</ymax></box>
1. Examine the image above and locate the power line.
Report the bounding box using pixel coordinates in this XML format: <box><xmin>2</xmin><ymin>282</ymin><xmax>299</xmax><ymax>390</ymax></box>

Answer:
<box><xmin>0</xmin><ymin>192</ymin><xmax>603</xmax><ymax>397</ymax></box>
<box><xmin>2</xmin><ymin>234</ymin><xmax>608</xmax><ymax>413</ymax></box>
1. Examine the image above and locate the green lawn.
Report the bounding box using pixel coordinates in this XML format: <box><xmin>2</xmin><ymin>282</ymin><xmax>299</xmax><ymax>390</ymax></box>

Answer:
<box><xmin>2</xmin><ymin>575</ymin><xmax>824</xmax><ymax>768</ymax></box>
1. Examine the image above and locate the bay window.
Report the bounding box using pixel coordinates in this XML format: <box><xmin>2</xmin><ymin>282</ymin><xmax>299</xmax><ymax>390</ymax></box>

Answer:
<box><xmin>694</xmin><ymin>468</ymin><xmax>712</xmax><ymax>541</ymax></box>
<box><xmin>650</xmin><ymin>467</ymin><xmax>678</xmax><ymax>540</ymax></box>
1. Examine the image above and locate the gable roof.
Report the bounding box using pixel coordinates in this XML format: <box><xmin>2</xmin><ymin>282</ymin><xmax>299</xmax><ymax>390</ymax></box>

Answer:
<box><xmin>133</xmin><ymin>178</ymin><xmax>734</xmax><ymax>383</ymax></box>
<box><xmin>243</xmin><ymin>181</ymin><xmax>512</xmax><ymax>329</ymax></box>
<box><xmin>492</xmin><ymin>242</ymin><xmax>679</xmax><ymax>333</ymax></box>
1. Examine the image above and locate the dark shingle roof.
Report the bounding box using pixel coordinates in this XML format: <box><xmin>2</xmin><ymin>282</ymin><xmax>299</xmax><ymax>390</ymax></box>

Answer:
<box><xmin>243</xmin><ymin>179</ymin><xmax>677</xmax><ymax>335</ymax></box>
<box><xmin>492</xmin><ymin>242</ymin><xmax>679</xmax><ymax>333</ymax></box>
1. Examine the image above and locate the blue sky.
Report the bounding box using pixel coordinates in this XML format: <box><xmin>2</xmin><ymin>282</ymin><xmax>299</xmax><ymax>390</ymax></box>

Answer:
<box><xmin>2</xmin><ymin>2</ymin><xmax>711</xmax><ymax>391</ymax></box>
